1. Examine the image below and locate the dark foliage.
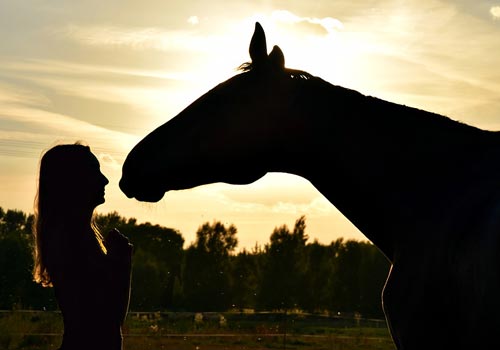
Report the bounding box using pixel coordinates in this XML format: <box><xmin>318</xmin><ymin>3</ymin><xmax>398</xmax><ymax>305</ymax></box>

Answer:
<box><xmin>0</xmin><ymin>206</ymin><xmax>389</xmax><ymax>318</ymax></box>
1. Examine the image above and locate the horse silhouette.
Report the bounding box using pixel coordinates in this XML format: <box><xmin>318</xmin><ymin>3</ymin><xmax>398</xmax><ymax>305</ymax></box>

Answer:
<box><xmin>120</xmin><ymin>23</ymin><xmax>500</xmax><ymax>349</ymax></box>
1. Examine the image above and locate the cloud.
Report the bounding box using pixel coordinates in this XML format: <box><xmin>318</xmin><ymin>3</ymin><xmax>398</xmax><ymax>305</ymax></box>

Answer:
<box><xmin>0</xmin><ymin>58</ymin><xmax>196</xmax><ymax>135</ymax></box>
<box><xmin>0</xmin><ymin>82</ymin><xmax>138</xmax><ymax>161</ymax></box>
<box><xmin>212</xmin><ymin>173</ymin><xmax>338</xmax><ymax>218</ymax></box>
<box><xmin>55</xmin><ymin>12</ymin><xmax>343</xmax><ymax>58</ymax></box>
<box><xmin>188</xmin><ymin>16</ymin><xmax>199</xmax><ymax>25</ymax></box>
<box><xmin>270</xmin><ymin>197</ymin><xmax>336</xmax><ymax>216</ymax></box>
<box><xmin>57</xmin><ymin>24</ymin><xmax>222</xmax><ymax>53</ymax></box>
<box><xmin>98</xmin><ymin>152</ymin><xmax>121</xmax><ymax>170</ymax></box>
<box><xmin>491</xmin><ymin>6</ymin><xmax>500</xmax><ymax>19</ymax></box>
<box><xmin>0</xmin><ymin>105</ymin><xmax>136</xmax><ymax>151</ymax></box>
<box><xmin>271</xmin><ymin>10</ymin><xmax>344</xmax><ymax>35</ymax></box>
<box><xmin>0</xmin><ymin>84</ymin><xmax>51</xmax><ymax>108</ymax></box>
<box><xmin>3</xmin><ymin>58</ymin><xmax>196</xmax><ymax>82</ymax></box>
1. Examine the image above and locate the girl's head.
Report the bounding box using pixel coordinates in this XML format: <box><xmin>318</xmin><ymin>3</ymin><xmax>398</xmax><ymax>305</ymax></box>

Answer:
<box><xmin>37</xmin><ymin>143</ymin><xmax>109</xmax><ymax>213</ymax></box>
<box><xmin>33</xmin><ymin>143</ymin><xmax>109</xmax><ymax>286</ymax></box>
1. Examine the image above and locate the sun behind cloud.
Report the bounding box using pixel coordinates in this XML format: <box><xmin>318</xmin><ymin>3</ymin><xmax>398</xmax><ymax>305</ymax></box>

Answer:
<box><xmin>188</xmin><ymin>16</ymin><xmax>199</xmax><ymax>25</ymax></box>
<box><xmin>491</xmin><ymin>6</ymin><xmax>500</xmax><ymax>19</ymax></box>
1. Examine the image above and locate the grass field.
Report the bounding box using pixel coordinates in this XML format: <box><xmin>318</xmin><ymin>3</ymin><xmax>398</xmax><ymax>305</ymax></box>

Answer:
<box><xmin>0</xmin><ymin>310</ymin><xmax>396</xmax><ymax>350</ymax></box>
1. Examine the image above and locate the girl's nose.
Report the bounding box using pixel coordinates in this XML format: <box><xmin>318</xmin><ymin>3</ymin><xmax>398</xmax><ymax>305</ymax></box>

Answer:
<box><xmin>102</xmin><ymin>173</ymin><xmax>109</xmax><ymax>186</ymax></box>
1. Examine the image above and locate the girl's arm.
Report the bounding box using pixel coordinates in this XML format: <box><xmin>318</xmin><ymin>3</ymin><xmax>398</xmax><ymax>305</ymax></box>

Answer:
<box><xmin>104</xmin><ymin>229</ymin><xmax>133</xmax><ymax>325</ymax></box>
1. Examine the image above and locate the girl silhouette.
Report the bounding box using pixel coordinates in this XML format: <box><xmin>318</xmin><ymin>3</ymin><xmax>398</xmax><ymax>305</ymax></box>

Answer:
<box><xmin>32</xmin><ymin>143</ymin><xmax>133</xmax><ymax>350</ymax></box>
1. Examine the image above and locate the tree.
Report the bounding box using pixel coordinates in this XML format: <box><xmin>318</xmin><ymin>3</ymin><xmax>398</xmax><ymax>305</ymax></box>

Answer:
<box><xmin>299</xmin><ymin>240</ymin><xmax>336</xmax><ymax>312</ymax></box>
<box><xmin>257</xmin><ymin>216</ymin><xmax>308</xmax><ymax>311</ymax></box>
<box><xmin>182</xmin><ymin>221</ymin><xmax>237</xmax><ymax>311</ymax></box>
<box><xmin>0</xmin><ymin>206</ymin><xmax>390</xmax><ymax>315</ymax></box>
<box><xmin>194</xmin><ymin>221</ymin><xmax>238</xmax><ymax>256</ymax></box>
<box><xmin>0</xmin><ymin>208</ymin><xmax>27</xmax><ymax>236</ymax></box>
<box><xmin>356</xmin><ymin>242</ymin><xmax>390</xmax><ymax>318</ymax></box>
<box><xmin>0</xmin><ymin>227</ymin><xmax>32</xmax><ymax>308</ymax></box>
<box><xmin>230</xmin><ymin>247</ymin><xmax>263</xmax><ymax>310</ymax></box>
<box><xmin>96</xmin><ymin>212</ymin><xmax>185</xmax><ymax>310</ymax></box>
<box><xmin>0</xmin><ymin>207</ymin><xmax>57</xmax><ymax>310</ymax></box>
<box><xmin>327</xmin><ymin>239</ymin><xmax>389</xmax><ymax>318</ymax></box>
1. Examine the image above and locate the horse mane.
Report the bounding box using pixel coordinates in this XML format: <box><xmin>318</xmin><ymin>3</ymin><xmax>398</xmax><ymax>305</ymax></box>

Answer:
<box><xmin>238</xmin><ymin>62</ymin><xmax>313</xmax><ymax>80</ymax></box>
<box><xmin>366</xmin><ymin>95</ymin><xmax>486</xmax><ymax>135</ymax></box>
<box><xmin>239</xmin><ymin>60</ymin><xmax>492</xmax><ymax>142</ymax></box>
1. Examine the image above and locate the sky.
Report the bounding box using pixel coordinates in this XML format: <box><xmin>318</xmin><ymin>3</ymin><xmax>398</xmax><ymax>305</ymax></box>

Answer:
<box><xmin>1</xmin><ymin>0</ymin><xmax>500</xmax><ymax>250</ymax></box>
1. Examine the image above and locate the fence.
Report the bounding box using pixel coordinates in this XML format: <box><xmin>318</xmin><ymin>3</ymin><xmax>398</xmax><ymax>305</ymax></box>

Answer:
<box><xmin>0</xmin><ymin>310</ymin><xmax>395</xmax><ymax>350</ymax></box>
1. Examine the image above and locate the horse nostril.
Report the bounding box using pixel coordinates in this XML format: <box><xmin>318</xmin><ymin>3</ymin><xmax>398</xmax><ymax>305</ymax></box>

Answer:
<box><xmin>119</xmin><ymin>177</ymin><xmax>133</xmax><ymax>198</ymax></box>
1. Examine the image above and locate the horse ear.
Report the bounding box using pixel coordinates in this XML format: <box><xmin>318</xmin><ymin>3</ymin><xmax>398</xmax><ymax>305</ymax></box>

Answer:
<box><xmin>269</xmin><ymin>45</ymin><xmax>285</xmax><ymax>70</ymax></box>
<box><xmin>249</xmin><ymin>22</ymin><xmax>268</xmax><ymax>65</ymax></box>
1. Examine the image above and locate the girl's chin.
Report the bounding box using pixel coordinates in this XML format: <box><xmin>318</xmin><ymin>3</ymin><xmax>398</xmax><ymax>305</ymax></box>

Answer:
<box><xmin>95</xmin><ymin>196</ymin><xmax>106</xmax><ymax>206</ymax></box>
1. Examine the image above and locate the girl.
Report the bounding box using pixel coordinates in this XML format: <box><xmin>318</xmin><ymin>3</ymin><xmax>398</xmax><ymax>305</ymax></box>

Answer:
<box><xmin>32</xmin><ymin>143</ymin><xmax>133</xmax><ymax>350</ymax></box>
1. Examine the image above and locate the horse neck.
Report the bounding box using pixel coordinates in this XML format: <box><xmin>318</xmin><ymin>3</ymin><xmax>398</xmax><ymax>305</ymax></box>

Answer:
<box><xmin>286</xmin><ymin>79</ymin><xmax>500</xmax><ymax>260</ymax></box>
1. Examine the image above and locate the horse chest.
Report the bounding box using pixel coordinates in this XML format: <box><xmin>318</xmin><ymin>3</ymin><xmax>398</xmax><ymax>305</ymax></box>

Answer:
<box><xmin>382</xmin><ymin>198</ymin><xmax>500</xmax><ymax>349</ymax></box>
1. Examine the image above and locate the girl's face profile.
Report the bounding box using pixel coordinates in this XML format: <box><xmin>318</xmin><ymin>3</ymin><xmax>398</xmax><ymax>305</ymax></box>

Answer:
<box><xmin>78</xmin><ymin>152</ymin><xmax>109</xmax><ymax>208</ymax></box>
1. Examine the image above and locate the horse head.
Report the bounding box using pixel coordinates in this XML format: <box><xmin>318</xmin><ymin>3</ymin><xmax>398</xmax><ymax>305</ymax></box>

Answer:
<box><xmin>120</xmin><ymin>23</ymin><xmax>313</xmax><ymax>202</ymax></box>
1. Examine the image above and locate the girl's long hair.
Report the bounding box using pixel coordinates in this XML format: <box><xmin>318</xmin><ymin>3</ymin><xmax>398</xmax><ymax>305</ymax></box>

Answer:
<box><xmin>33</xmin><ymin>142</ymin><xmax>106</xmax><ymax>287</ymax></box>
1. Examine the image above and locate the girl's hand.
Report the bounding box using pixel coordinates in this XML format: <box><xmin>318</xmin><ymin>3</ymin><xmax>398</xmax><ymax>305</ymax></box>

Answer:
<box><xmin>105</xmin><ymin>228</ymin><xmax>133</xmax><ymax>258</ymax></box>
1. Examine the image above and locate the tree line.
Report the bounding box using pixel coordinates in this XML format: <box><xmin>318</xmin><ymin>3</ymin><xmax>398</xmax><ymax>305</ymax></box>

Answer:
<box><xmin>0</xmin><ymin>206</ymin><xmax>390</xmax><ymax>318</ymax></box>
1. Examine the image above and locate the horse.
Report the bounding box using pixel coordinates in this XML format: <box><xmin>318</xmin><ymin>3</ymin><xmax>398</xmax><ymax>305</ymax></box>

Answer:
<box><xmin>119</xmin><ymin>23</ymin><xmax>500</xmax><ymax>349</ymax></box>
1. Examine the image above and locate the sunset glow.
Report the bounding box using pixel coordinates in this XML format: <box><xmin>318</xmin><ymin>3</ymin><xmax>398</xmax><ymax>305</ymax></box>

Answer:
<box><xmin>1</xmin><ymin>1</ymin><xmax>500</xmax><ymax>249</ymax></box>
